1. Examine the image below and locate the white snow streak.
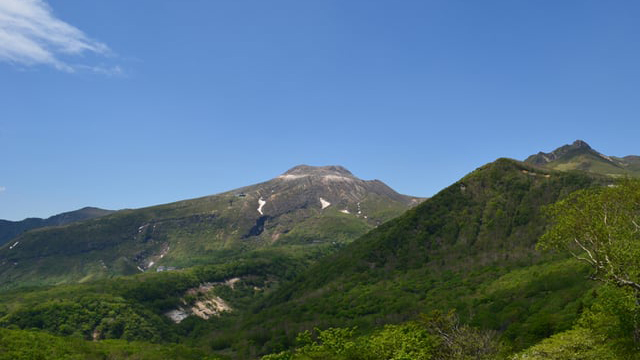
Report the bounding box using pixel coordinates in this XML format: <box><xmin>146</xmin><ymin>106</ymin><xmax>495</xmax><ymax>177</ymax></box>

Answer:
<box><xmin>257</xmin><ymin>197</ymin><xmax>266</xmax><ymax>215</ymax></box>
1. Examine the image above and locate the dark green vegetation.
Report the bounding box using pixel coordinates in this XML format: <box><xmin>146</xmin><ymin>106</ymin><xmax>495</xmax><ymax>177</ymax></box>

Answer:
<box><xmin>0</xmin><ymin>165</ymin><xmax>420</xmax><ymax>290</ymax></box>
<box><xmin>262</xmin><ymin>310</ymin><xmax>500</xmax><ymax>360</ymax></box>
<box><xmin>0</xmin><ymin>255</ymin><xmax>303</xmax><ymax>358</ymax></box>
<box><xmin>0</xmin><ymin>206</ymin><xmax>113</xmax><ymax>246</ymax></box>
<box><xmin>525</xmin><ymin>139</ymin><xmax>640</xmax><ymax>177</ymax></box>
<box><xmin>0</xmin><ymin>328</ymin><xmax>218</xmax><ymax>360</ymax></box>
<box><xmin>521</xmin><ymin>178</ymin><xmax>640</xmax><ymax>358</ymax></box>
<box><xmin>230</xmin><ymin>158</ymin><xmax>609</xmax><ymax>357</ymax></box>
<box><xmin>4</xmin><ymin>150</ymin><xmax>640</xmax><ymax>359</ymax></box>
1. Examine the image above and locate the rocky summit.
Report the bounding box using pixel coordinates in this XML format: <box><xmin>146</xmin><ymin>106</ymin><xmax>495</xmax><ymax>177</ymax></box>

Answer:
<box><xmin>524</xmin><ymin>140</ymin><xmax>640</xmax><ymax>176</ymax></box>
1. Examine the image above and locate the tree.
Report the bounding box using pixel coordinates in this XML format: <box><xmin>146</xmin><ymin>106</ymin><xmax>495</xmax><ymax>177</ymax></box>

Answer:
<box><xmin>538</xmin><ymin>179</ymin><xmax>640</xmax><ymax>292</ymax></box>
<box><xmin>539</xmin><ymin>179</ymin><xmax>640</xmax><ymax>345</ymax></box>
<box><xmin>420</xmin><ymin>310</ymin><xmax>499</xmax><ymax>360</ymax></box>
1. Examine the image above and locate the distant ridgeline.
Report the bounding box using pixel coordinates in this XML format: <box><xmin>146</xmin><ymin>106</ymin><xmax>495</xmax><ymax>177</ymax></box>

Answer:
<box><xmin>525</xmin><ymin>139</ymin><xmax>640</xmax><ymax>177</ymax></box>
<box><xmin>0</xmin><ymin>207</ymin><xmax>114</xmax><ymax>246</ymax></box>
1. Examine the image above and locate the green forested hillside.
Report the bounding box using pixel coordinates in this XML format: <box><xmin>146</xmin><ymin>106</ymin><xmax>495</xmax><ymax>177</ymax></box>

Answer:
<box><xmin>226</xmin><ymin>159</ymin><xmax>610</xmax><ymax>356</ymax></box>
<box><xmin>1</xmin><ymin>157</ymin><xmax>633</xmax><ymax>359</ymax></box>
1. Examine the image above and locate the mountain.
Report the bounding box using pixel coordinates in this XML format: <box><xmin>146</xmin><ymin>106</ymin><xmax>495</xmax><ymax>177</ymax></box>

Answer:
<box><xmin>0</xmin><ymin>207</ymin><xmax>114</xmax><ymax>246</ymax></box>
<box><xmin>0</xmin><ymin>156</ymin><xmax>621</xmax><ymax>359</ymax></box>
<box><xmin>524</xmin><ymin>140</ymin><xmax>640</xmax><ymax>176</ymax></box>
<box><xmin>223</xmin><ymin>158</ymin><xmax>611</xmax><ymax>355</ymax></box>
<box><xmin>0</xmin><ymin>165</ymin><xmax>422</xmax><ymax>289</ymax></box>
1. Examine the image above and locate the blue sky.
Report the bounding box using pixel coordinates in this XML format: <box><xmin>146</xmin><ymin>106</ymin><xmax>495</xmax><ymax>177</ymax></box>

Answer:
<box><xmin>2</xmin><ymin>0</ymin><xmax>640</xmax><ymax>220</ymax></box>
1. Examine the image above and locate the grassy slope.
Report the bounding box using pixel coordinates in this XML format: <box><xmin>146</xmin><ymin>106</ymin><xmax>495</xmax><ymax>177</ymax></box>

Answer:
<box><xmin>0</xmin><ymin>207</ymin><xmax>114</xmax><ymax>246</ymax></box>
<box><xmin>526</xmin><ymin>144</ymin><xmax>640</xmax><ymax>178</ymax></box>
<box><xmin>0</xmin><ymin>186</ymin><xmax>411</xmax><ymax>290</ymax></box>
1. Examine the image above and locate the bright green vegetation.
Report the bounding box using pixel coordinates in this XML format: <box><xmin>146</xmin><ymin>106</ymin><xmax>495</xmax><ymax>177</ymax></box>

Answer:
<box><xmin>262</xmin><ymin>310</ymin><xmax>500</xmax><ymax>360</ymax></box>
<box><xmin>4</xmin><ymin>157</ymin><xmax>640</xmax><ymax>359</ymax></box>
<box><xmin>511</xmin><ymin>178</ymin><xmax>640</xmax><ymax>359</ymax></box>
<box><xmin>0</xmin><ymin>328</ymin><xmax>217</xmax><ymax>360</ymax></box>
<box><xmin>539</xmin><ymin>178</ymin><xmax>640</xmax><ymax>292</ymax></box>
<box><xmin>511</xmin><ymin>284</ymin><xmax>640</xmax><ymax>359</ymax></box>
<box><xmin>0</xmin><ymin>254</ymin><xmax>314</xmax><ymax>359</ymax></box>
<box><xmin>204</xmin><ymin>159</ymin><xmax>611</xmax><ymax>356</ymax></box>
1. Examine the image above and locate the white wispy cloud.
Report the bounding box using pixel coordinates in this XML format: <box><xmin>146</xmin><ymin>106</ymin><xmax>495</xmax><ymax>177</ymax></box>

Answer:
<box><xmin>0</xmin><ymin>186</ymin><xmax>6</xmax><ymax>193</ymax></box>
<box><xmin>0</xmin><ymin>0</ymin><xmax>114</xmax><ymax>72</ymax></box>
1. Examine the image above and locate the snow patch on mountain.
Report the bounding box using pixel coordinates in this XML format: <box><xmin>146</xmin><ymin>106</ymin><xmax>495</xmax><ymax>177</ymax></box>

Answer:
<box><xmin>322</xmin><ymin>175</ymin><xmax>355</xmax><ymax>182</ymax></box>
<box><xmin>320</xmin><ymin>197</ymin><xmax>331</xmax><ymax>209</ymax></box>
<box><xmin>278</xmin><ymin>174</ymin><xmax>305</xmax><ymax>180</ymax></box>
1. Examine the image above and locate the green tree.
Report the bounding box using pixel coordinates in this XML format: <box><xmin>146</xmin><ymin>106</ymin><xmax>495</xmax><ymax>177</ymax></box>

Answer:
<box><xmin>539</xmin><ymin>179</ymin><xmax>640</xmax><ymax>292</ymax></box>
<box><xmin>420</xmin><ymin>310</ymin><xmax>500</xmax><ymax>360</ymax></box>
<box><xmin>539</xmin><ymin>179</ymin><xmax>640</xmax><ymax>344</ymax></box>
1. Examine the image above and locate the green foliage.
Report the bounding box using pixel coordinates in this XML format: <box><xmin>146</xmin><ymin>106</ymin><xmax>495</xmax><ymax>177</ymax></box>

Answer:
<box><xmin>262</xmin><ymin>311</ymin><xmax>500</xmax><ymax>360</ymax></box>
<box><xmin>0</xmin><ymin>158</ymin><xmax>620</xmax><ymax>359</ymax></box>
<box><xmin>1</xmin><ymin>294</ymin><xmax>170</xmax><ymax>342</ymax></box>
<box><xmin>231</xmin><ymin>160</ymin><xmax>604</xmax><ymax>355</ymax></box>
<box><xmin>539</xmin><ymin>178</ymin><xmax>640</xmax><ymax>291</ymax></box>
<box><xmin>262</xmin><ymin>324</ymin><xmax>435</xmax><ymax>360</ymax></box>
<box><xmin>0</xmin><ymin>255</ymin><xmax>304</xmax><ymax>347</ymax></box>
<box><xmin>579</xmin><ymin>285</ymin><xmax>640</xmax><ymax>354</ymax></box>
<box><xmin>512</xmin><ymin>327</ymin><xmax>615</xmax><ymax>360</ymax></box>
<box><xmin>0</xmin><ymin>328</ymin><xmax>215</xmax><ymax>360</ymax></box>
<box><xmin>420</xmin><ymin>310</ymin><xmax>501</xmax><ymax>360</ymax></box>
<box><xmin>470</xmin><ymin>259</ymin><xmax>595</xmax><ymax>349</ymax></box>
<box><xmin>363</xmin><ymin>323</ymin><xmax>435</xmax><ymax>360</ymax></box>
<box><xmin>520</xmin><ymin>178</ymin><xmax>640</xmax><ymax>359</ymax></box>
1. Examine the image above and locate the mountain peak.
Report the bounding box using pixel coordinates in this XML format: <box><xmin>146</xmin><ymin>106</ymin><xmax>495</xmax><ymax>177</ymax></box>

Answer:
<box><xmin>281</xmin><ymin>165</ymin><xmax>354</xmax><ymax>177</ymax></box>
<box><xmin>571</xmin><ymin>139</ymin><xmax>591</xmax><ymax>149</ymax></box>
<box><xmin>524</xmin><ymin>140</ymin><xmax>598</xmax><ymax>166</ymax></box>
<box><xmin>522</xmin><ymin>140</ymin><xmax>640</xmax><ymax>178</ymax></box>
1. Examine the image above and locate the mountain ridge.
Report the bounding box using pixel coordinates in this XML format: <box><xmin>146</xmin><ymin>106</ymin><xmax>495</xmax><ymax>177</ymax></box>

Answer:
<box><xmin>0</xmin><ymin>165</ymin><xmax>422</xmax><ymax>289</ymax></box>
<box><xmin>0</xmin><ymin>207</ymin><xmax>114</xmax><ymax>247</ymax></box>
<box><xmin>524</xmin><ymin>140</ymin><xmax>640</xmax><ymax>176</ymax></box>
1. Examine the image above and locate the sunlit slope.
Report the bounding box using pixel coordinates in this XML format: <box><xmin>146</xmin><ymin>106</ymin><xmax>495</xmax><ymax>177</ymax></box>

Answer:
<box><xmin>0</xmin><ymin>165</ymin><xmax>421</xmax><ymax>289</ymax></box>
<box><xmin>0</xmin><ymin>207</ymin><xmax>114</xmax><ymax>246</ymax></box>
<box><xmin>231</xmin><ymin>159</ymin><xmax>610</xmax><ymax>354</ymax></box>
<box><xmin>525</xmin><ymin>140</ymin><xmax>640</xmax><ymax>177</ymax></box>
